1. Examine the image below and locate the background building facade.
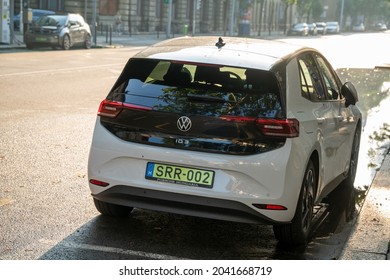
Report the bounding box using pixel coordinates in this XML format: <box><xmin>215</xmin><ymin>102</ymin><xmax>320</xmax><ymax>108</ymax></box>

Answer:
<box><xmin>14</xmin><ymin>0</ymin><xmax>349</xmax><ymax>36</ymax></box>
<box><xmin>13</xmin><ymin>0</ymin><xmax>390</xmax><ymax>36</ymax></box>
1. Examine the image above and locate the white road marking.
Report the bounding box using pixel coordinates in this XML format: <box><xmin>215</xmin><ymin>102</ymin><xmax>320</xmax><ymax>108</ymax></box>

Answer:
<box><xmin>62</xmin><ymin>241</ymin><xmax>188</xmax><ymax>260</ymax></box>
<box><xmin>0</xmin><ymin>63</ymin><xmax>124</xmax><ymax>77</ymax></box>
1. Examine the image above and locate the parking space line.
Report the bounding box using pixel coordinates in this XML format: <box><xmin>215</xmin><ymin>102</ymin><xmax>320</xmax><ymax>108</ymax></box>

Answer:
<box><xmin>62</xmin><ymin>241</ymin><xmax>188</xmax><ymax>260</ymax></box>
<box><xmin>0</xmin><ymin>63</ymin><xmax>124</xmax><ymax>77</ymax></box>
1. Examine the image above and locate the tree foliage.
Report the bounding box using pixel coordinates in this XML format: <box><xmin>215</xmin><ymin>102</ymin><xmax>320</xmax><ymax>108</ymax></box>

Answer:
<box><xmin>294</xmin><ymin>0</ymin><xmax>390</xmax><ymax>24</ymax></box>
<box><xmin>343</xmin><ymin>0</ymin><xmax>390</xmax><ymax>23</ymax></box>
<box><xmin>296</xmin><ymin>0</ymin><xmax>323</xmax><ymax>22</ymax></box>
<box><xmin>280</xmin><ymin>0</ymin><xmax>297</xmax><ymax>33</ymax></box>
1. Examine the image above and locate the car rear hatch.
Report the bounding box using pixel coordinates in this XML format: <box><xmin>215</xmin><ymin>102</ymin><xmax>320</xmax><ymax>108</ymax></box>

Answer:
<box><xmin>98</xmin><ymin>58</ymin><xmax>298</xmax><ymax>155</ymax></box>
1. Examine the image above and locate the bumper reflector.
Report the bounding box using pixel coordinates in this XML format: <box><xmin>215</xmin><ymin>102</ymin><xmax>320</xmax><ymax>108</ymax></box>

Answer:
<box><xmin>253</xmin><ymin>204</ymin><xmax>288</xmax><ymax>210</ymax></box>
<box><xmin>89</xmin><ymin>179</ymin><xmax>109</xmax><ymax>187</ymax></box>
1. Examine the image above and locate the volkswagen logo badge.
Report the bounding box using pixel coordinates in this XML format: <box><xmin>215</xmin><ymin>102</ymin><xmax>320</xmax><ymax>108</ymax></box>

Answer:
<box><xmin>177</xmin><ymin>116</ymin><xmax>192</xmax><ymax>132</ymax></box>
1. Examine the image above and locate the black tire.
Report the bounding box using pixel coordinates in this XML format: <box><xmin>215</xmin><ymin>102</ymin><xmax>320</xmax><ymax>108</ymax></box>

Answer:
<box><xmin>62</xmin><ymin>34</ymin><xmax>71</xmax><ymax>50</ymax></box>
<box><xmin>93</xmin><ymin>198</ymin><xmax>133</xmax><ymax>217</ymax></box>
<box><xmin>273</xmin><ymin>160</ymin><xmax>316</xmax><ymax>246</ymax></box>
<box><xmin>343</xmin><ymin>126</ymin><xmax>361</xmax><ymax>187</ymax></box>
<box><xmin>84</xmin><ymin>34</ymin><xmax>92</xmax><ymax>49</ymax></box>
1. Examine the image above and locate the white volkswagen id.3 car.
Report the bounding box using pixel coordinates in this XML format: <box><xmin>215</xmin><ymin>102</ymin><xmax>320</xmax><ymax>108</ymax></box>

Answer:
<box><xmin>88</xmin><ymin>37</ymin><xmax>361</xmax><ymax>245</ymax></box>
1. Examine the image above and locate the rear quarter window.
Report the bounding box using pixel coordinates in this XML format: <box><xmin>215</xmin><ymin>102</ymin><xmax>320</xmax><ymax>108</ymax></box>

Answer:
<box><xmin>298</xmin><ymin>55</ymin><xmax>326</xmax><ymax>101</ymax></box>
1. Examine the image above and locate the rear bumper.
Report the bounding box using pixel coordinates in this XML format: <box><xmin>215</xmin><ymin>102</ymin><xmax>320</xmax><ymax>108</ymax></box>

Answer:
<box><xmin>25</xmin><ymin>34</ymin><xmax>60</xmax><ymax>45</ymax></box>
<box><xmin>93</xmin><ymin>185</ymin><xmax>279</xmax><ymax>224</ymax></box>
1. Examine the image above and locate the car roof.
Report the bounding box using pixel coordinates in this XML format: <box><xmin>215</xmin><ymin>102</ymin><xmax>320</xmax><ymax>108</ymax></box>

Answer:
<box><xmin>33</xmin><ymin>9</ymin><xmax>55</xmax><ymax>13</ymax></box>
<box><xmin>134</xmin><ymin>36</ymin><xmax>314</xmax><ymax>71</ymax></box>
<box><xmin>41</xmin><ymin>13</ymin><xmax>84</xmax><ymax>19</ymax></box>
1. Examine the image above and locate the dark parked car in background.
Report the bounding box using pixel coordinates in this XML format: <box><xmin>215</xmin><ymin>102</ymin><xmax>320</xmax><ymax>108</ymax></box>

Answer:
<box><xmin>25</xmin><ymin>13</ymin><xmax>91</xmax><ymax>50</ymax></box>
<box><xmin>287</xmin><ymin>23</ymin><xmax>309</xmax><ymax>36</ymax></box>
<box><xmin>13</xmin><ymin>9</ymin><xmax>54</xmax><ymax>31</ymax></box>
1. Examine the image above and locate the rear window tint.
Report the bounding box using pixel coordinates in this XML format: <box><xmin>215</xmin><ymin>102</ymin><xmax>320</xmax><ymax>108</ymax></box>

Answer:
<box><xmin>108</xmin><ymin>59</ymin><xmax>283</xmax><ymax>118</ymax></box>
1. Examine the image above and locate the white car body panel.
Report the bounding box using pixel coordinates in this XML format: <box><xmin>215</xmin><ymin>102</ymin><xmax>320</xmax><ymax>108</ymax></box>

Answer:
<box><xmin>87</xmin><ymin>37</ymin><xmax>361</xmax><ymax>240</ymax></box>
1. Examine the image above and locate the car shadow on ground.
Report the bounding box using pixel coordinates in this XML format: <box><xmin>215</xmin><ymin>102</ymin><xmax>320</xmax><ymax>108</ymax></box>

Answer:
<box><xmin>39</xmin><ymin>183</ymin><xmax>357</xmax><ymax>260</ymax></box>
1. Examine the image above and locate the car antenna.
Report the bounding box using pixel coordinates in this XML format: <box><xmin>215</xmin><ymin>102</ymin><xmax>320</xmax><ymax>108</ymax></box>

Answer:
<box><xmin>215</xmin><ymin>37</ymin><xmax>226</xmax><ymax>49</ymax></box>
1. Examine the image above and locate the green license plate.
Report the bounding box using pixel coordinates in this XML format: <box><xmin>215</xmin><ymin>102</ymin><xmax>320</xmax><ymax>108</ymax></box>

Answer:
<box><xmin>35</xmin><ymin>37</ymin><xmax>47</xmax><ymax>42</ymax></box>
<box><xmin>145</xmin><ymin>162</ymin><xmax>214</xmax><ymax>188</ymax></box>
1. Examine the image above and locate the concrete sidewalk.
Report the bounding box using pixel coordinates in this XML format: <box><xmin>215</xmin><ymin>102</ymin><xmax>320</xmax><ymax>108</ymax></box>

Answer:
<box><xmin>340</xmin><ymin>151</ymin><xmax>390</xmax><ymax>260</ymax></box>
<box><xmin>0</xmin><ymin>30</ymin><xmax>286</xmax><ymax>50</ymax></box>
<box><xmin>0</xmin><ymin>32</ymin><xmax>165</xmax><ymax>49</ymax></box>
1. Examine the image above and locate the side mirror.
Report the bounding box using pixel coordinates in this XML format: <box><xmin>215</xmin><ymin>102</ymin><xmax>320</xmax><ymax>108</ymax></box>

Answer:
<box><xmin>341</xmin><ymin>82</ymin><xmax>358</xmax><ymax>107</ymax></box>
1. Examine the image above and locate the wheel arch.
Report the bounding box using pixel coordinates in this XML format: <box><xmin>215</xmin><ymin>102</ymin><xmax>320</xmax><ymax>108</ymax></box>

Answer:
<box><xmin>344</xmin><ymin>118</ymin><xmax>362</xmax><ymax>181</ymax></box>
<box><xmin>355</xmin><ymin>118</ymin><xmax>362</xmax><ymax>140</ymax></box>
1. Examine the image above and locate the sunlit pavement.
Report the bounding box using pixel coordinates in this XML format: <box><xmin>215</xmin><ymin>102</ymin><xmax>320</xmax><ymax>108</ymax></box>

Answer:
<box><xmin>340</xmin><ymin>151</ymin><xmax>390</xmax><ymax>260</ymax></box>
<box><xmin>339</xmin><ymin>73</ymin><xmax>390</xmax><ymax>259</ymax></box>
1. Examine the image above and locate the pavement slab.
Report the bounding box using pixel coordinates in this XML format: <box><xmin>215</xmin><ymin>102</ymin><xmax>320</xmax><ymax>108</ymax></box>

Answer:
<box><xmin>340</xmin><ymin>152</ymin><xmax>390</xmax><ymax>260</ymax></box>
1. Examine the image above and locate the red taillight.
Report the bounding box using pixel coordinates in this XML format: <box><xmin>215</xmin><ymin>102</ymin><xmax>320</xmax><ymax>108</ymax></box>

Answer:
<box><xmin>97</xmin><ymin>99</ymin><xmax>152</xmax><ymax>118</ymax></box>
<box><xmin>98</xmin><ymin>100</ymin><xmax>123</xmax><ymax>118</ymax></box>
<box><xmin>220</xmin><ymin>115</ymin><xmax>299</xmax><ymax>138</ymax></box>
<box><xmin>256</xmin><ymin>118</ymin><xmax>299</xmax><ymax>138</ymax></box>
<box><xmin>253</xmin><ymin>204</ymin><xmax>288</xmax><ymax>210</ymax></box>
<box><xmin>89</xmin><ymin>179</ymin><xmax>109</xmax><ymax>187</ymax></box>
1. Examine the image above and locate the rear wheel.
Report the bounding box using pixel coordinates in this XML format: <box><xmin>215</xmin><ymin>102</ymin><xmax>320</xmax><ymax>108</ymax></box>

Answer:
<box><xmin>93</xmin><ymin>198</ymin><xmax>133</xmax><ymax>217</ymax></box>
<box><xmin>84</xmin><ymin>34</ymin><xmax>92</xmax><ymax>49</ymax></box>
<box><xmin>273</xmin><ymin>160</ymin><xmax>316</xmax><ymax>246</ymax></box>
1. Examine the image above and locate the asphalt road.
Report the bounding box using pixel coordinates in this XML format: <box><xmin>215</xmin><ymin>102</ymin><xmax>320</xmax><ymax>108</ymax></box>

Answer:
<box><xmin>0</xmin><ymin>47</ymin><xmax>132</xmax><ymax>259</ymax></box>
<box><xmin>0</xmin><ymin>33</ymin><xmax>388</xmax><ymax>260</ymax></box>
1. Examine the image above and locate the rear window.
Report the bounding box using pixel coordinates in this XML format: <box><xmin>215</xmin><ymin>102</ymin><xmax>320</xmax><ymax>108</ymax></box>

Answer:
<box><xmin>108</xmin><ymin>59</ymin><xmax>283</xmax><ymax>119</ymax></box>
